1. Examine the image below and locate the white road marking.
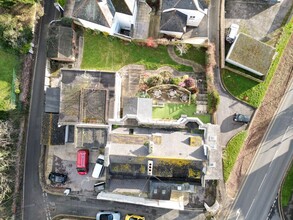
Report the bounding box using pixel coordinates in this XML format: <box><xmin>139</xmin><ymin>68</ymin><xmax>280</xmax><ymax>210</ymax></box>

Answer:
<box><xmin>258</xmin><ymin>173</ymin><xmax>267</xmax><ymax>192</ymax></box>
<box><xmin>245</xmin><ymin>198</ymin><xmax>255</xmax><ymax>219</ymax></box>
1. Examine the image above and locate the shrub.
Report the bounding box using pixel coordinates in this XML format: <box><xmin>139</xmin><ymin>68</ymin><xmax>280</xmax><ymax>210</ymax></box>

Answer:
<box><xmin>191</xmin><ymin>94</ymin><xmax>197</xmax><ymax>104</ymax></box>
<box><xmin>146</xmin><ymin>74</ymin><xmax>163</xmax><ymax>87</ymax></box>
<box><xmin>184</xmin><ymin>77</ymin><xmax>195</xmax><ymax>88</ymax></box>
<box><xmin>170</xmin><ymin>77</ymin><xmax>181</xmax><ymax>85</ymax></box>
<box><xmin>159</xmin><ymin>71</ymin><xmax>172</xmax><ymax>84</ymax></box>
<box><xmin>207</xmin><ymin>90</ymin><xmax>220</xmax><ymax>114</ymax></box>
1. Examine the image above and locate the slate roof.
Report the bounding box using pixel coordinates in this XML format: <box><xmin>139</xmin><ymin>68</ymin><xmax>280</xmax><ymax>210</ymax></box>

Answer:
<box><xmin>162</xmin><ymin>0</ymin><xmax>197</xmax><ymax>11</ymax></box>
<box><xmin>160</xmin><ymin>10</ymin><xmax>187</xmax><ymax>32</ymax></box>
<box><xmin>72</xmin><ymin>0</ymin><xmax>114</xmax><ymax>27</ymax></box>
<box><xmin>111</xmin><ymin>0</ymin><xmax>132</xmax><ymax>15</ymax></box>
<box><xmin>226</xmin><ymin>33</ymin><xmax>275</xmax><ymax>76</ymax></box>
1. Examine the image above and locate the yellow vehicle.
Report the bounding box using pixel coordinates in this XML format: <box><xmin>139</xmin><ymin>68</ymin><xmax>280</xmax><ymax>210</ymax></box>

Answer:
<box><xmin>125</xmin><ymin>214</ymin><xmax>145</xmax><ymax>220</ymax></box>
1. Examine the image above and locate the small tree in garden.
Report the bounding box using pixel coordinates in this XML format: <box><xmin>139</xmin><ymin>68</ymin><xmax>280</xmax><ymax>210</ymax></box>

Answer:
<box><xmin>176</xmin><ymin>43</ymin><xmax>191</xmax><ymax>56</ymax></box>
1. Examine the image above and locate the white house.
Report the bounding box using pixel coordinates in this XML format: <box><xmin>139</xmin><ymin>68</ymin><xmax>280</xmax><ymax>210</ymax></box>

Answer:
<box><xmin>160</xmin><ymin>0</ymin><xmax>208</xmax><ymax>38</ymax></box>
<box><xmin>66</xmin><ymin>0</ymin><xmax>145</xmax><ymax>38</ymax></box>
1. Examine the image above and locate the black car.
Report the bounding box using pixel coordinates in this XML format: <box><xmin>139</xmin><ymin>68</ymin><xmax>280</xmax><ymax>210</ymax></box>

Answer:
<box><xmin>233</xmin><ymin>113</ymin><xmax>250</xmax><ymax>124</ymax></box>
<box><xmin>48</xmin><ymin>172</ymin><xmax>67</xmax><ymax>184</ymax></box>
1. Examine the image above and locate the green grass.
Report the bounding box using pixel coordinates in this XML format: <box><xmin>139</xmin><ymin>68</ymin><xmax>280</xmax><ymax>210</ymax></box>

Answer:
<box><xmin>223</xmin><ymin>131</ymin><xmax>248</xmax><ymax>182</ymax></box>
<box><xmin>222</xmin><ymin>17</ymin><xmax>293</xmax><ymax>108</ymax></box>
<box><xmin>0</xmin><ymin>48</ymin><xmax>20</xmax><ymax>111</ymax></box>
<box><xmin>222</xmin><ymin>69</ymin><xmax>260</xmax><ymax>107</ymax></box>
<box><xmin>193</xmin><ymin>114</ymin><xmax>211</xmax><ymax>124</ymax></box>
<box><xmin>152</xmin><ymin>103</ymin><xmax>197</xmax><ymax>120</ymax></box>
<box><xmin>81</xmin><ymin>31</ymin><xmax>193</xmax><ymax>71</ymax></box>
<box><xmin>174</xmin><ymin>46</ymin><xmax>207</xmax><ymax>66</ymax></box>
<box><xmin>281</xmin><ymin>164</ymin><xmax>293</xmax><ymax>207</ymax></box>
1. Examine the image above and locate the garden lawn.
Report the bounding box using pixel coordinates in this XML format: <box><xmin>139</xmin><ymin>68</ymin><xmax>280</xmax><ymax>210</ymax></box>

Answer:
<box><xmin>81</xmin><ymin>31</ymin><xmax>192</xmax><ymax>71</ymax></box>
<box><xmin>281</xmin><ymin>164</ymin><xmax>293</xmax><ymax>207</ymax></box>
<box><xmin>0</xmin><ymin>49</ymin><xmax>20</xmax><ymax>111</ymax></box>
<box><xmin>175</xmin><ymin>46</ymin><xmax>206</xmax><ymax>65</ymax></box>
<box><xmin>223</xmin><ymin>131</ymin><xmax>247</xmax><ymax>182</ymax></box>
<box><xmin>222</xmin><ymin>17</ymin><xmax>293</xmax><ymax>108</ymax></box>
<box><xmin>152</xmin><ymin>103</ymin><xmax>196</xmax><ymax>120</ymax></box>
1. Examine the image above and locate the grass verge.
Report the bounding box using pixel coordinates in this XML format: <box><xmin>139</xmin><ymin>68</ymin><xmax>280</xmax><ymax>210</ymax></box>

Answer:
<box><xmin>174</xmin><ymin>46</ymin><xmax>207</xmax><ymax>66</ymax></box>
<box><xmin>281</xmin><ymin>163</ymin><xmax>293</xmax><ymax>207</ymax></box>
<box><xmin>81</xmin><ymin>31</ymin><xmax>192</xmax><ymax>71</ymax></box>
<box><xmin>223</xmin><ymin>131</ymin><xmax>248</xmax><ymax>182</ymax></box>
<box><xmin>222</xmin><ymin>17</ymin><xmax>293</xmax><ymax>108</ymax></box>
<box><xmin>0</xmin><ymin>48</ymin><xmax>20</xmax><ymax>111</ymax></box>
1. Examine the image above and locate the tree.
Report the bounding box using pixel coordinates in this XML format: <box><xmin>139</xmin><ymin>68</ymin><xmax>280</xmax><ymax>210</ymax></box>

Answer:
<box><xmin>0</xmin><ymin>120</ymin><xmax>15</xmax><ymax>206</ymax></box>
<box><xmin>175</xmin><ymin>43</ymin><xmax>191</xmax><ymax>56</ymax></box>
<box><xmin>0</xmin><ymin>0</ymin><xmax>36</xmax><ymax>8</ymax></box>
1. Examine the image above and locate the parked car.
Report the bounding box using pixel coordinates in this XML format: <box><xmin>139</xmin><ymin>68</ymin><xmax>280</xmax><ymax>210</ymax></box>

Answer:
<box><xmin>76</xmin><ymin>149</ymin><xmax>89</xmax><ymax>175</ymax></box>
<box><xmin>92</xmin><ymin>154</ymin><xmax>105</xmax><ymax>178</ymax></box>
<box><xmin>233</xmin><ymin>113</ymin><xmax>250</xmax><ymax>124</ymax></box>
<box><xmin>125</xmin><ymin>214</ymin><xmax>145</xmax><ymax>220</ymax></box>
<box><xmin>96</xmin><ymin>211</ymin><xmax>121</xmax><ymax>220</ymax></box>
<box><xmin>226</xmin><ymin>23</ymin><xmax>239</xmax><ymax>43</ymax></box>
<box><xmin>48</xmin><ymin>172</ymin><xmax>67</xmax><ymax>184</ymax></box>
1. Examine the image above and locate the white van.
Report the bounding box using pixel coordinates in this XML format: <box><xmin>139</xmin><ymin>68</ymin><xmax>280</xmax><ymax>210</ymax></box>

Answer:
<box><xmin>226</xmin><ymin>24</ymin><xmax>239</xmax><ymax>43</ymax></box>
<box><xmin>92</xmin><ymin>154</ymin><xmax>105</xmax><ymax>178</ymax></box>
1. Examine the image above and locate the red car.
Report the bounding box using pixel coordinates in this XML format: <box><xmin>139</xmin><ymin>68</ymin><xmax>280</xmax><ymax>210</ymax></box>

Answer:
<box><xmin>76</xmin><ymin>149</ymin><xmax>89</xmax><ymax>175</ymax></box>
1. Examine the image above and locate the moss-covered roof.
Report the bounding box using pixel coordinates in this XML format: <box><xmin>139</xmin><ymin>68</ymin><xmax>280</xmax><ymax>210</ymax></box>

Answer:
<box><xmin>226</xmin><ymin>33</ymin><xmax>275</xmax><ymax>76</ymax></box>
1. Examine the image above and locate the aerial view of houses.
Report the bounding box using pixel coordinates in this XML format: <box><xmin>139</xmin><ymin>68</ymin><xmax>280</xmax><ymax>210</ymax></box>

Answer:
<box><xmin>0</xmin><ymin>0</ymin><xmax>292</xmax><ymax>220</ymax></box>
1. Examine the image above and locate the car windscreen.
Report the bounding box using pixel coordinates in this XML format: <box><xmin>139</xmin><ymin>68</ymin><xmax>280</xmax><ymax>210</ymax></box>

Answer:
<box><xmin>97</xmin><ymin>158</ymin><xmax>104</xmax><ymax>165</ymax></box>
<box><xmin>77</xmin><ymin>168</ymin><xmax>86</xmax><ymax>172</ymax></box>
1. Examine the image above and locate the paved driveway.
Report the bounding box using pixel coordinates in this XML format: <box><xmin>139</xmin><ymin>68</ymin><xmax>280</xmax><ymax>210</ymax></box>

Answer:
<box><xmin>225</xmin><ymin>0</ymin><xmax>293</xmax><ymax>40</ymax></box>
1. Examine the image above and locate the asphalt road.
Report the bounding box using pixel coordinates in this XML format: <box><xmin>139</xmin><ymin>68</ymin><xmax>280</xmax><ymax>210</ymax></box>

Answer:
<box><xmin>209</xmin><ymin>0</ymin><xmax>254</xmax><ymax>147</ymax></box>
<box><xmin>22</xmin><ymin>0</ymin><xmax>56</xmax><ymax>219</ymax></box>
<box><xmin>227</xmin><ymin>80</ymin><xmax>293</xmax><ymax>219</ymax></box>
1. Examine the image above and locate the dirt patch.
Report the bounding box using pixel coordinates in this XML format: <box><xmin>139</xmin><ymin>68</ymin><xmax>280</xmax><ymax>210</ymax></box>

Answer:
<box><xmin>225</xmin><ymin>34</ymin><xmax>293</xmax><ymax>204</ymax></box>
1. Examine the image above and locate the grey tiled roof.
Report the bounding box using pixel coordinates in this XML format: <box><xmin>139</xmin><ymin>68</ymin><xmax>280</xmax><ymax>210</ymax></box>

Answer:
<box><xmin>72</xmin><ymin>0</ymin><xmax>113</xmax><ymax>27</ymax></box>
<box><xmin>160</xmin><ymin>10</ymin><xmax>187</xmax><ymax>32</ymax></box>
<box><xmin>162</xmin><ymin>0</ymin><xmax>197</xmax><ymax>11</ymax></box>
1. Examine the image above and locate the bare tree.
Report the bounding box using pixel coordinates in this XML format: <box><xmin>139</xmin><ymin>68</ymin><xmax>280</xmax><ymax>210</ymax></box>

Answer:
<box><xmin>175</xmin><ymin>43</ymin><xmax>191</xmax><ymax>56</ymax></box>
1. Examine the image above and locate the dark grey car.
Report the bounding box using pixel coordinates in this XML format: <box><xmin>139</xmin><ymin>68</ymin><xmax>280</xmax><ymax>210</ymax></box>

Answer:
<box><xmin>233</xmin><ymin>113</ymin><xmax>250</xmax><ymax>124</ymax></box>
<box><xmin>48</xmin><ymin>172</ymin><xmax>67</xmax><ymax>184</ymax></box>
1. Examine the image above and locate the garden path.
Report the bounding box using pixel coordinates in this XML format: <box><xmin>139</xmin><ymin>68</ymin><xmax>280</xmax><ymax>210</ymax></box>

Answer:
<box><xmin>167</xmin><ymin>45</ymin><xmax>205</xmax><ymax>72</ymax></box>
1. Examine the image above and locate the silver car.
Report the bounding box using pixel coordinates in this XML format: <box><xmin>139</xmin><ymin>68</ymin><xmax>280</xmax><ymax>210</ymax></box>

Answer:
<box><xmin>96</xmin><ymin>211</ymin><xmax>121</xmax><ymax>220</ymax></box>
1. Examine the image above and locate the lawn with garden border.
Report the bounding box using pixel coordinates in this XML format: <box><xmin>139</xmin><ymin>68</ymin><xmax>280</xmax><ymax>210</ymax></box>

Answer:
<box><xmin>0</xmin><ymin>49</ymin><xmax>20</xmax><ymax>111</ymax></box>
<box><xmin>222</xmin><ymin>17</ymin><xmax>293</xmax><ymax>108</ymax></box>
<box><xmin>81</xmin><ymin>31</ymin><xmax>193</xmax><ymax>71</ymax></box>
<box><xmin>174</xmin><ymin>46</ymin><xmax>206</xmax><ymax>66</ymax></box>
<box><xmin>281</xmin><ymin>163</ymin><xmax>293</xmax><ymax>207</ymax></box>
<box><xmin>223</xmin><ymin>131</ymin><xmax>247</xmax><ymax>182</ymax></box>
